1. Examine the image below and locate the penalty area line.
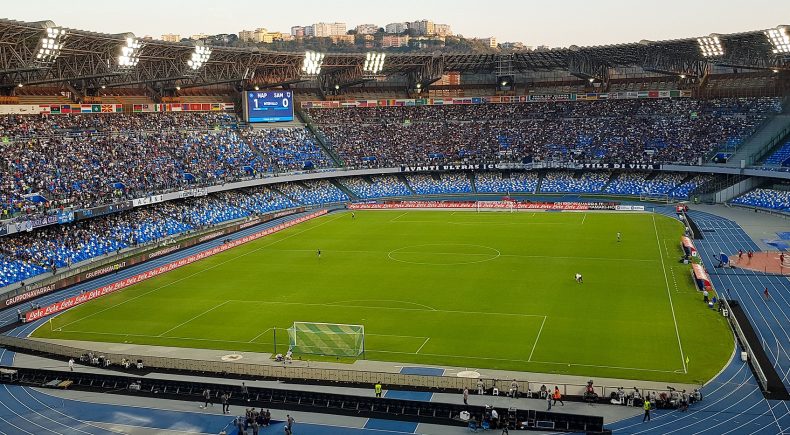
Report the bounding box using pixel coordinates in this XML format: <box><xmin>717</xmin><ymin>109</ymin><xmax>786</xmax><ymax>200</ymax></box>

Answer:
<box><xmin>415</xmin><ymin>338</ymin><xmax>430</xmax><ymax>354</ymax></box>
<box><xmin>528</xmin><ymin>316</ymin><xmax>547</xmax><ymax>362</ymax></box>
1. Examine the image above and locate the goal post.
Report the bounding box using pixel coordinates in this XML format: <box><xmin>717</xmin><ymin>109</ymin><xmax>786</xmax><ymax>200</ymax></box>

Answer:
<box><xmin>639</xmin><ymin>192</ymin><xmax>670</xmax><ymax>204</ymax></box>
<box><xmin>288</xmin><ymin>321</ymin><xmax>365</xmax><ymax>357</ymax></box>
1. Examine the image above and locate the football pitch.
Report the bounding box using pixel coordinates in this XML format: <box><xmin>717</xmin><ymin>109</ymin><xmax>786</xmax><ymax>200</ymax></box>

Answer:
<box><xmin>33</xmin><ymin>210</ymin><xmax>733</xmax><ymax>383</ymax></box>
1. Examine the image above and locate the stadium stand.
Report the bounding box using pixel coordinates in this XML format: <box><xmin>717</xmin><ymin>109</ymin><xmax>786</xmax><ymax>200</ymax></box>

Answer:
<box><xmin>276</xmin><ymin>179</ymin><xmax>348</xmax><ymax>205</ymax></box>
<box><xmin>340</xmin><ymin>175</ymin><xmax>412</xmax><ymax>199</ymax></box>
<box><xmin>764</xmin><ymin>139</ymin><xmax>790</xmax><ymax>166</ymax></box>
<box><xmin>405</xmin><ymin>173</ymin><xmax>472</xmax><ymax>195</ymax></box>
<box><xmin>730</xmin><ymin>187</ymin><xmax>790</xmax><ymax>211</ymax></box>
<box><xmin>474</xmin><ymin>171</ymin><xmax>539</xmax><ymax>193</ymax></box>
<box><xmin>540</xmin><ymin>170</ymin><xmax>609</xmax><ymax>193</ymax></box>
<box><xmin>308</xmin><ymin>98</ymin><xmax>780</xmax><ymax>168</ymax></box>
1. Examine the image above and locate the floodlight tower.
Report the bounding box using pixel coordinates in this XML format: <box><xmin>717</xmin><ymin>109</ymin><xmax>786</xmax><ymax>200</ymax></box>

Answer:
<box><xmin>697</xmin><ymin>35</ymin><xmax>724</xmax><ymax>59</ymax></box>
<box><xmin>301</xmin><ymin>50</ymin><xmax>325</xmax><ymax>78</ymax></box>
<box><xmin>362</xmin><ymin>52</ymin><xmax>386</xmax><ymax>79</ymax></box>
<box><xmin>766</xmin><ymin>26</ymin><xmax>790</xmax><ymax>57</ymax></box>
<box><xmin>116</xmin><ymin>35</ymin><xmax>143</xmax><ymax>70</ymax></box>
<box><xmin>185</xmin><ymin>43</ymin><xmax>212</xmax><ymax>77</ymax></box>
<box><xmin>34</xmin><ymin>25</ymin><xmax>67</xmax><ymax>66</ymax></box>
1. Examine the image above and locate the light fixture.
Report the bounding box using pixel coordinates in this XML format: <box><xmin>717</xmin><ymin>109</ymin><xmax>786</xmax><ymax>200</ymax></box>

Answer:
<box><xmin>101</xmin><ymin>85</ymin><xmax>106</xmax><ymax>89</ymax></box>
<box><xmin>301</xmin><ymin>50</ymin><xmax>325</xmax><ymax>76</ymax></box>
<box><xmin>765</xmin><ymin>27</ymin><xmax>790</xmax><ymax>54</ymax></box>
<box><xmin>17</xmin><ymin>83</ymin><xmax>23</xmax><ymax>88</ymax></box>
<box><xmin>679</xmin><ymin>74</ymin><xmax>686</xmax><ymax>79</ymax></box>
<box><xmin>416</xmin><ymin>83</ymin><xmax>422</xmax><ymax>89</ymax></box>
<box><xmin>697</xmin><ymin>35</ymin><xmax>723</xmax><ymax>58</ymax></box>
<box><xmin>334</xmin><ymin>84</ymin><xmax>340</xmax><ymax>90</ymax></box>
<box><xmin>117</xmin><ymin>37</ymin><xmax>142</xmax><ymax>68</ymax></box>
<box><xmin>254</xmin><ymin>85</ymin><xmax>260</xmax><ymax>91</ymax></box>
<box><xmin>175</xmin><ymin>86</ymin><xmax>181</xmax><ymax>91</ymax></box>
<box><xmin>773</xmin><ymin>69</ymin><xmax>780</xmax><ymax>73</ymax></box>
<box><xmin>501</xmin><ymin>80</ymin><xmax>508</xmax><ymax>86</ymax></box>
<box><xmin>187</xmin><ymin>44</ymin><xmax>212</xmax><ymax>70</ymax></box>
<box><xmin>363</xmin><ymin>52</ymin><xmax>386</xmax><ymax>75</ymax></box>
<box><xmin>35</xmin><ymin>27</ymin><xmax>66</xmax><ymax>64</ymax></box>
<box><xmin>588</xmin><ymin>78</ymin><xmax>595</xmax><ymax>83</ymax></box>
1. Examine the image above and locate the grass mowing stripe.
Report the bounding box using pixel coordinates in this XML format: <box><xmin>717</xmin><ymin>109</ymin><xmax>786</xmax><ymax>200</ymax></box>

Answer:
<box><xmin>52</xmin><ymin>213</ymin><xmax>345</xmax><ymax>331</ymax></box>
<box><xmin>35</xmin><ymin>210</ymin><xmax>731</xmax><ymax>383</ymax></box>
<box><xmin>653</xmin><ymin>213</ymin><xmax>687</xmax><ymax>374</ymax></box>
<box><xmin>157</xmin><ymin>300</ymin><xmax>230</xmax><ymax>337</ymax></box>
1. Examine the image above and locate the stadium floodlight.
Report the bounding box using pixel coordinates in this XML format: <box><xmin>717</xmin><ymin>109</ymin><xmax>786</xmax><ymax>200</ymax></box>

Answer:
<box><xmin>363</xmin><ymin>52</ymin><xmax>386</xmax><ymax>75</ymax></box>
<box><xmin>765</xmin><ymin>27</ymin><xmax>790</xmax><ymax>55</ymax></box>
<box><xmin>117</xmin><ymin>37</ymin><xmax>142</xmax><ymax>69</ymax></box>
<box><xmin>697</xmin><ymin>36</ymin><xmax>724</xmax><ymax>58</ymax></box>
<box><xmin>301</xmin><ymin>50</ymin><xmax>325</xmax><ymax>76</ymax></box>
<box><xmin>35</xmin><ymin>27</ymin><xmax>66</xmax><ymax>64</ymax></box>
<box><xmin>187</xmin><ymin>44</ymin><xmax>212</xmax><ymax>70</ymax></box>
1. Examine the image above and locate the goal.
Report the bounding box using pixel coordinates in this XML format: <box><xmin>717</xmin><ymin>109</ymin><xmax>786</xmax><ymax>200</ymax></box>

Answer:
<box><xmin>288</xmin><ymin>322</ymin><xmax>365</xmax><ymax>357</ymax></box>
<box><xmin>639</xmin><ymin>192</ymin><xmax>671</xmax><ymax>203</ymax></box>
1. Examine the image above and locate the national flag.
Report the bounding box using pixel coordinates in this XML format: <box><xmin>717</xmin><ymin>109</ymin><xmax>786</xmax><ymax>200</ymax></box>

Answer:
<box><xmin>81</xmin><ymin>105</ymin><xmax>93</xmax><ymax>113</ymax></box>
<box><xmin>92</xmin><ymin>104</ymin><xmax>101</xmax><ymax>112</ymax></box>
<box><xmin>101</xmin><ymin>105</ymin><xmax>113</xmax><ymax>113</ymax></box>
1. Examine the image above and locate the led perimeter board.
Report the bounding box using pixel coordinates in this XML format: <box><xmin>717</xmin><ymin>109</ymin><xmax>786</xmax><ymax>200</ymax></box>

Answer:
<box><xmin>244</xmin><ymin>90</ymin><xmax>294</xmax><ymax>123</ymax></box>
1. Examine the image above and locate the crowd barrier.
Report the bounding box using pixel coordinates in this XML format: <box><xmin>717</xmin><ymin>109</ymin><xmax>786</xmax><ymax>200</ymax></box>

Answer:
<box><xmin>0</xmin><ymin>334</ymin><xmax>690</xmax><ymax>402</ymax></box>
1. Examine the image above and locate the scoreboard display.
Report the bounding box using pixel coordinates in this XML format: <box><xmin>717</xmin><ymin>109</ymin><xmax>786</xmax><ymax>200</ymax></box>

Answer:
<box><xmin>244</xmin><ymin>90</ymin><xmax>294</xmax><ymax>123</ymax></box>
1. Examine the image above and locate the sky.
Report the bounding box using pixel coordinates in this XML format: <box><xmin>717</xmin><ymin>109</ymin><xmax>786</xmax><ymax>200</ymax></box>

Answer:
<box><xmin>3</xmin><ymin>0</ymin><xmax>789</xmax><ymax>47</ymax></box>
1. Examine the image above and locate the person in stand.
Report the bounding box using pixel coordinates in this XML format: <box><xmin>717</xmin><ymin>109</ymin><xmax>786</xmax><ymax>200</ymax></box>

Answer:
<box><xmin>68</xmin><ymin>358</ymin><xmax>74</xmax><ymax>371</ymax></box>
<box><xmin>463</xmin><ymin>387</ymin><xmax>469</xmax><ymax>405</ymax></box>
<box><xmin>546</xmin><ymin>391</ymin><xmax>552</xmax><ymax>411</ymax></box>
<box><xmin>509</xmin><ymin>379</ymin><xmax>519</xmax><ymax>398</ymax></box>
<box><xmin>374</xmin><ymin>381</ymin><xmax>382</xmax><ymax>398</ymax></box>
<box><xmin>642</xmin><ymin>398</ymin><xmax>651</xmax><ymax>422</ymax></box>
<box><xmin>477</xmin><ymin>379</ymin><xmax>485</xmax><ymax>395</ymax></box>
<box><xmin>241</xmin><ymin>381</ymin><xmax>249</xmax><ymax>402</ymax></box>
<box><xmin>553</xmin><ymin>386</ymin><xmax>564</xmax><ymax>406</ymax></box>
<box><xmin>490</xmin><ymin>408</ymin><xmax>499</xmax><ymax>429</ymax></box>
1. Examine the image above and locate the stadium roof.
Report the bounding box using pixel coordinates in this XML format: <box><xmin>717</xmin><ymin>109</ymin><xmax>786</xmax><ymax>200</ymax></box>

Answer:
<box><xmin>0</xmin><ymin>18</ymin><xmax>788</xmax><ymax>94</ymax></box>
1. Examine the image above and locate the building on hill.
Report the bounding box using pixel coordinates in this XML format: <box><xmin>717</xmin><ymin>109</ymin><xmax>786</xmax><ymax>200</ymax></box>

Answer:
<box><xmin>356</xmin><ymin>24</ymin><xmax>379</xmax><ymax>35</ymax></box>
<box><xmin>385</xmin><ymin>22</ymin><xmax>408</xmax><ymax>34</ymax></box>
<box><xmin>161</xmin><ymin>33</ymin><xmax>180</xmax><ymax>42</ymax></box>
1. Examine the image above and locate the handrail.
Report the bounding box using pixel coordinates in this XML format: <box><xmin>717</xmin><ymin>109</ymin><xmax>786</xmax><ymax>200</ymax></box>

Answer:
<box><xmin>750</xmin><ymin>123</ymin><xmax>790</xmax><ymax>165</ymax></box>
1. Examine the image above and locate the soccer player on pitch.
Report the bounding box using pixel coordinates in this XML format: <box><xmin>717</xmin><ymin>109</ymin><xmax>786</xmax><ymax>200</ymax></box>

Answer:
<box><xmin>617</xmin><ymin>232</ymin><xmax>621</xmax><ymax>242</ymax></box>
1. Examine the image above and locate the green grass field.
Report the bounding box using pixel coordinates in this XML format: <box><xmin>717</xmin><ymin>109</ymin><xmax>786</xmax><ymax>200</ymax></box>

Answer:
<box><xmin>33</xmin><ymin>210</ymin><xmax>733</xmax><ymax>383</ymax></box>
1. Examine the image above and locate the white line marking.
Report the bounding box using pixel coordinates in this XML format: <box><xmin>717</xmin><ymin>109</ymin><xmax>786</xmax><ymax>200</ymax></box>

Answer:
<box><xmin>247</xmin><ymin>327</ymin><xmax>273</xmax><ymax>343</ymax></box>
<box><xmin>326</xmin><ymin>299</ymin><xmax>437</xmax><ymax>311</ymax></box>
<box><xmin>157</xmin><ymin>300</ymin><xmax>230</xmax><ymax>337</ymax></box>
<box><xmin>388</xmin><ymin>212</ymin><xmax>408</xmax><ymax>222</ymax></box>
<box><xmin>528</xmin><ymin>316</ymin><xmax>547</xmax><ymax>361</ymax></box>
<box><xmin>52</xmin><ymin>213</ymin><xmax>344</xmax><ymax>331</ymax></box>
<box><xmin>653</xmin><ymin>214</ymin><xmax>687</xmax><ymax>373</ymax></box>
<box><xmin>415</xmin><ymin>338</ymin><xmax>430</xmax><ymax>354</ymax></box>
<box><xmin>223</xmin><ymin>299</ymin><xmax>547</xmax><ymax>319</ymax></box>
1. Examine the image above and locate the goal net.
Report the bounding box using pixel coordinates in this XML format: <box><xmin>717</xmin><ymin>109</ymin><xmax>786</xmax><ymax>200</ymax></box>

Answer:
<box><xmin>288</xmin><ymin>322</ymin><xmax>365</xmax><ymax>357</ymax></box>
<box><xmin>639</xmin><ymin>192</ymin><xmax>670</xmax><ymax>203</ymax></box>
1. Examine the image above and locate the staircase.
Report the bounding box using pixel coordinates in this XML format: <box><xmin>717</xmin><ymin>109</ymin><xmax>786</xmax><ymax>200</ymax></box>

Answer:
<box><xmin>296</xmin><ymin>107</ymin><xmax>344</xmax><ymax>167</ymax></box>
<box><xmin>330</xmin><ymin>178</ymin><xmax>359</xmax><ymax>201</ymax></box>
<box><xmin>720</xmin><ymin>113</ymin><xmax>790</xmax><ymax>166</ymax></box>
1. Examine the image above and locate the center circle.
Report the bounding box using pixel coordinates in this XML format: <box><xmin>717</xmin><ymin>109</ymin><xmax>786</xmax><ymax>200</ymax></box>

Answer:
<box><xmin>387</xmin><ymin>243</ymin><xmax>501</xmax><ymax>266</ymax></box>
